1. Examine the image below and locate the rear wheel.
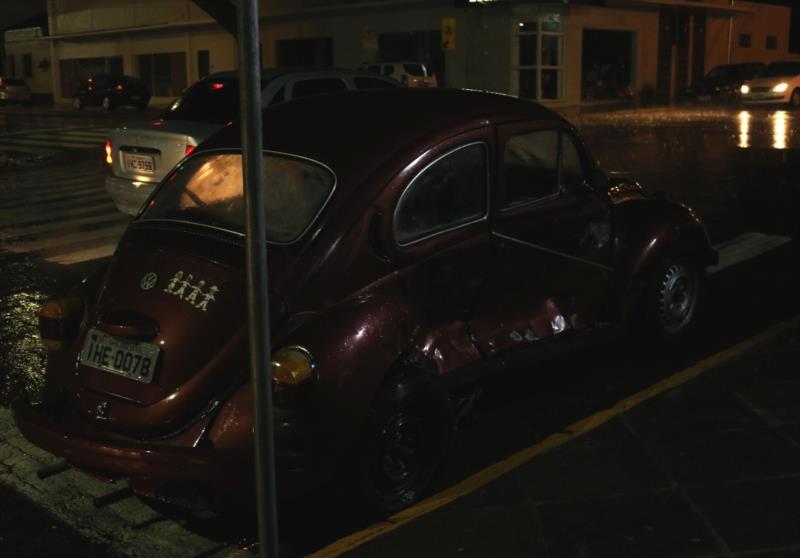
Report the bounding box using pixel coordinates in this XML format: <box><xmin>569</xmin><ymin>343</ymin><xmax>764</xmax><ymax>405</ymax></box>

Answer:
<box><xmin>356</xmin><ymin>372</ymin><xmax>451</xmax><ymax>517</ymax></box>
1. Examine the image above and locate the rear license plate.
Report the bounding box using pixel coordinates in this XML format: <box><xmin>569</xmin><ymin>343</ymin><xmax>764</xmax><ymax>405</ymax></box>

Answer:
<box><xmin>123</xmin><ymin>152</ymin><xmax>156</xmax><ymax>174</ymax></box>
<box><xmin>79</xmin><ymin>328</ymin><xmax>159</xmax><ymax>383</ymax></box>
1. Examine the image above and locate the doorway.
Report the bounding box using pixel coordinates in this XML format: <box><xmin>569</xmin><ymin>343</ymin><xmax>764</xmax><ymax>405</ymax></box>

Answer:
<box><xmin>581</xmin><ymin>29</ymin><xmax>634</xmax><ymax>101</ymax></box>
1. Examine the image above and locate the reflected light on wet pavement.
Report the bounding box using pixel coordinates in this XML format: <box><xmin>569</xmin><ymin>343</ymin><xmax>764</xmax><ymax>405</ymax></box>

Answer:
<box><xmin>0</xmin><ymin>256</ymin><xmax>52</xmax><ymax>406</ymax></box>
<box><xmin>738</xmin><ymin>111</ymin><xmax>750</xmax><ymax>148</ymax></box>
<box><xmin>772</xmin><ymin>110</ymin><xmax>788</xmax><ymax>150</ymax></box>
<box><xmin>736</xmin><ymin>109</ymin><xmax>795</xmax><ymax>150</ymax></box>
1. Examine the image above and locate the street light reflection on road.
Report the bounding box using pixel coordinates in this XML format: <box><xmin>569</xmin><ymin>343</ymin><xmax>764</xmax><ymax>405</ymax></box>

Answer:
<box><xmin>772</xmin><ymin>110</ymin><xmax>788</xmax><ymax>150</ymax></box>
<box><xmin>738</xmin><ymin>111</ymin><xmax>750</xmax><ymax>148</ymax></box>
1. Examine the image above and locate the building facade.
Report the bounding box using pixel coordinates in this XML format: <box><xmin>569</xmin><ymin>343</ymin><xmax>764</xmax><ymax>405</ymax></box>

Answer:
<box><xmin>2</xmin><ymin>0</ymin><xmax>793</xmax><ymax>108</ymax></box>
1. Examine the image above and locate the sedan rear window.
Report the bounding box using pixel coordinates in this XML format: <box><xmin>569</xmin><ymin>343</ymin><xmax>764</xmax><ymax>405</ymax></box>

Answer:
<box><xmin>163</xmin><ymin>79</ymin><xmax>242</xmax><ymax>124</ymax></box>
<box><xmin>141</xmin><ymin>153</ymin><xmax>335</xmax><ymax>244</ymax></box>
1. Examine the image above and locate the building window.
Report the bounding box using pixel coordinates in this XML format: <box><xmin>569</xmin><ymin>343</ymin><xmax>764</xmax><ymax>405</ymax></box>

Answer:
<box><xmin>7</xmin><ymin>55</ymin><xmax>16</xmax><ymax>77</ymax></box>
<box><xmin>138</xmin><ymin>52</ymin><xmax>187</xmax><ymax>97</ymax></box>
<box><xmin>766</xmin><ymin>36</ymin><xmax>777</xmax><ymax>50</ymax></box>
<box><xmin>739</xmin><ymin>33</ymin><xmax>751</xmax><ymax>48</ymax></box>
<box><xmin>22</xmin><ymin>54</ymin><xmax>33</xmax><ymax>78</ymax></box>
<box><xmin>518</xmin><ymin>14</ymin><xmax>564</xmax><ymax>101</ymax></box>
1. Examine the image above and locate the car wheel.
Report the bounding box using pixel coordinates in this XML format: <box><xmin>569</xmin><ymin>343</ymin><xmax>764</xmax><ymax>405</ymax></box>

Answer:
<box><xmin>357</xmin><ymin>372</ymin><xmax>451</xmax><ymax>517</ymax></box>
<box><xmin>72</xmin><ymin>96</ymin><xmax>84</xmax><ymax>110</ymax></box>
<box><xmin>790</xmin><ymin>89</ymin><xmax>800</xmax><ymax>109</ymax></box>
<box><xmin>643</xmin><ymin>256</ymin><xmax>702</xmax><ymax>341</ymax></box>
<box><xmin>101</xmin><ymin>96</ymin><xmax>113</xmax><ymax>111</ymax></box>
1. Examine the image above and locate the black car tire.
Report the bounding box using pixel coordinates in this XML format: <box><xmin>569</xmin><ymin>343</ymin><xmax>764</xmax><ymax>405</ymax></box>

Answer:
<box><xmin>356</xmin><ymin>371</ymin><xmax>451</xmax><ymax>518</ymax></box>
<box><xmin>790</xmin><ymin>89</ymin><xmax>800</xmax><ymax>109</ymax></box>
<box><xmin>640</xmin><ymin>255</ymin><xmax>703</xmax><ymax>344</ymax></box>
<box><xmin>101</xmin><ymin>96</ymin><xmax>113</xmax><ymax>111</ymax></box>
<box><xmin>72</xmin><ymin>96</ymin><xmax>84</xmax><ymax>110</ymax></box>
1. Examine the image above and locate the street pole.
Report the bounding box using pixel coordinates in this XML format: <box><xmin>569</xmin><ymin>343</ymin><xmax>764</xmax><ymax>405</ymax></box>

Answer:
<box><xmin>236</xmin><ymin>2</ymin><xmax>280</xmax><ymax>558</ymax></box>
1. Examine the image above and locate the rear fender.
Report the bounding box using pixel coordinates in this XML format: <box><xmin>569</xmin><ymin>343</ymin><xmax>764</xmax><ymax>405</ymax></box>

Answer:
<box><xmin>210</xmin><ymin>294</ymin><xmax>420</xmax><ymax>458</ymax></box>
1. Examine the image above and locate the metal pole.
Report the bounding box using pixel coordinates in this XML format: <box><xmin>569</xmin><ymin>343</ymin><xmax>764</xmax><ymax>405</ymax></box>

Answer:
<box><xmin>727</xmin><ymin>0</ymin><xmax>735</xmax><ymax>63</ymax></box>
<box><xmin>236</xmin><ymin>2</ymin><xmax>279</xmax><ymax>558</ymax></box>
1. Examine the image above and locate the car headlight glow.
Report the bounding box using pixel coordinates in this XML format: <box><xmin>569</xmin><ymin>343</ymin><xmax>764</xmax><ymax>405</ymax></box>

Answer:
<box><xmin>740</xmin><ymin>84</ymin><xmax>750</xmax><ymax>94</ymax></box>
<box><xmin>773</xmin><ymin>82</ymin><xmax>789</xmax><ymax>93</ymax></box>
<box><xmin>271</xmin><ymin>347</ymin><xmax>314</xmax><ymax>385</ymax></box>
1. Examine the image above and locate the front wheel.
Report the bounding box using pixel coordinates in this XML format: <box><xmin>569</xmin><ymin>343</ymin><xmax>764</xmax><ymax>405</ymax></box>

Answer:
<box><xmin>790</xmin><ymin>89</ymin><xmax>800</xmax><ymax>109</ymax></box>
<box><xmin>357</xmin><ymin>373</ymin><xmax>451</xmax><ymax>517</ymax></box>
<box><xmin>642</xmin><ymin>256</ymin><xmax>702</xmax><ymax>342</ymax></box>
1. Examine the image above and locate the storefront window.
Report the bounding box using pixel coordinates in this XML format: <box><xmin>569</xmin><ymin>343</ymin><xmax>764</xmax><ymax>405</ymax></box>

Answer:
<box><xmin>518</xmin><ymin>15</ymin><xmax>564</xmax><ymax>101</ymax></box>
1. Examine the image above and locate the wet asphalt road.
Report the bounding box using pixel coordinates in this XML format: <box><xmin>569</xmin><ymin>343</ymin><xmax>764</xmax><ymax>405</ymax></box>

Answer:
<box><xmin>0</xmin><ymin>103</ymin><xmax>798</xmax><ymax>556</ymax></box>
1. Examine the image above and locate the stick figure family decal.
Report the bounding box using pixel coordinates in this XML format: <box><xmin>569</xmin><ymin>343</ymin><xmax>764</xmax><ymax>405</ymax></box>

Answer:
<box><xmin>161</xmin><ymin>271</ymin><xmax>219</xmax><ymax>311</ymax></box>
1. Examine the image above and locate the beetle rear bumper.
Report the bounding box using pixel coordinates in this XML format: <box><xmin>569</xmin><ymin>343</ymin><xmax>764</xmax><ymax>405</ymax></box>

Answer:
<box><xmin>12</xmin><ymin>398</ymin><xmax>311</xmax><ymax>501</ymax></box>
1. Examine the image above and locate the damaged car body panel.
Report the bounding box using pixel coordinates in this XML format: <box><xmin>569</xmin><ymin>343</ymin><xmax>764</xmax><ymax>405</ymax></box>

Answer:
<box><xmin>14</xmin><ymin>89</ymin><xmax>716</xmax><ymax>514</ymax></box>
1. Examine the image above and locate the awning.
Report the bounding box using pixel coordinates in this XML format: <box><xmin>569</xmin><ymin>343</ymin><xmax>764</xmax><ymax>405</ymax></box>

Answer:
<box><xmin>624</xmin><ymin>0</ymin><xmax>754</xmax><ymax>14</ymax></box>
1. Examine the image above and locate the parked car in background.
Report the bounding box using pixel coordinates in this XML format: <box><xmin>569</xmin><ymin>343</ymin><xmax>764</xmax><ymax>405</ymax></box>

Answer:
<box><xmin>0</xmin><ymin>76</ymin><xmax>32</xmax><ymax>104</ymax></box>
<box><xmin>360</xmin><ymin>61</ymin><xmax>438</xmax><ymax>87</ymax></box>
<box><xmin>72</xmin><ymin>74</ymin><xmax>151</xmax><ymax>111</ymax></box>
<box><xmin>684</xmin><ymin>62</ymin><xmax>765</xmax><ymax>103</ymax></box>
<box><xmin>740</xmin><ymin>60</ymin><xmax>800</xmax><ymax>107</ymax></box>
<box><xmin>16</xmin><ymin>88</ymin><xmax>716</xmax><ymax>517</ymax></box>
<box><xmin>104</xmin><ymin>68</ymin><xmax>400</xmax><ymax>215</ymax></box>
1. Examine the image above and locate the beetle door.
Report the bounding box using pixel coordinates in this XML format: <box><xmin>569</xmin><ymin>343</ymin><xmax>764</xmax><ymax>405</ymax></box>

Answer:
<box><xmin>377</xmin><ymin>135</ymin><xmax>493</xmax><ymax>374</ymax></box>
<box><xmin>470</xmin><ymin>122</ymin><xmax>613</xmax><ymax>357</ymax></box>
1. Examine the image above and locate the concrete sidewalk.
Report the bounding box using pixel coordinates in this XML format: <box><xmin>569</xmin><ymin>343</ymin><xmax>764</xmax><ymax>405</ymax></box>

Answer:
<box><xmin>320</xmin><ymin>320</ymin><xmax>800</xmax><ymax>558</ymax></box>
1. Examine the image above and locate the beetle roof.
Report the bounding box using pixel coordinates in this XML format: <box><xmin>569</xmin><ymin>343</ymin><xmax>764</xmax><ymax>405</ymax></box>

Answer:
<box><xmin>200</xmin><ymin>88</ymin><xmax>566</xmax><ymax>197</ymax></box>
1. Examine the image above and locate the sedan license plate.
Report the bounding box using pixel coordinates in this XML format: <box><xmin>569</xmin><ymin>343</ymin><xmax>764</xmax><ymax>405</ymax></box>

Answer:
<box><xmin>79</xmin><ymin>328</ymin><xmax>159</xmax><ymax>383</ymax></box>
<box><xmin>123</xmin><ymin>152</ymin><xmax>156</xmax><ymax>174</ymax></box>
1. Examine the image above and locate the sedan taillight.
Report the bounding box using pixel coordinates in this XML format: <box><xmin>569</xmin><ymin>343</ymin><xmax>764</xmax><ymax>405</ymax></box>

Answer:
<box><xmin>39</xmin><ymin>296</ymin><xmax>83</xmax><ymax>351</ymax></box>
<box><xmin>105</xmin><ymin>140</ymin><xmax>112</xmax><ymax>165</ymax></box>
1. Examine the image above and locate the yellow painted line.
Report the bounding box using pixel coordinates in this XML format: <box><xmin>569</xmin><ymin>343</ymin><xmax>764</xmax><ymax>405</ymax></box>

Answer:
<box><xmin>308</xmin><ymin>316</ymin><xmax>800</xmax><ymax>558</ymax></box>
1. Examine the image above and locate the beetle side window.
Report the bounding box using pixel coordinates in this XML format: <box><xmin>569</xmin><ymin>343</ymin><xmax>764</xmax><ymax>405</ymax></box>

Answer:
<box><xmin>394</xmin><ymin>143</ymin><xmax>487</xmax><ymax>246</ymax></box>
<box><xmin>500</xmin><ymin>130</ymin><xmax>558</xmax><ymax>208</ymax></box>
<box><xmin>561</xmin><ymin>134</ymin><xmax>587</xmax><ymax>191</ymax></box>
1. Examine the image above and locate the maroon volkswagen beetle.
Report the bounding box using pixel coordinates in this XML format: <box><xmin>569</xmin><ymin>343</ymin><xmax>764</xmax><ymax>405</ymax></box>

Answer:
<box><xmin>14</xmin><ymin>89</ymin><xmax>716</xmax><ymax>515</ymax></box>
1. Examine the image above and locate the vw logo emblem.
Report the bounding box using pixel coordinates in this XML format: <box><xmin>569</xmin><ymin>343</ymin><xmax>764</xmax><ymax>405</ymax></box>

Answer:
<box><xmin>140</xmin><ymin>272</ymin><xmax>158</xmax><ymax>290</ymax></box>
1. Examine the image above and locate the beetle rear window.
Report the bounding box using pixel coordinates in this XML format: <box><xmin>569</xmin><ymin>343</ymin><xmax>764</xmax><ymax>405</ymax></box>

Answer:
<box><xmin>140</xmin><ymin>153</ymin><xmax>335</xmax><ymax>243</ymax></box>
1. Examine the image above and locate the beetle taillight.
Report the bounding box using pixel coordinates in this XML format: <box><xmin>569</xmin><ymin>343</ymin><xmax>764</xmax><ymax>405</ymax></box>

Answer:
<box><xmin>39</xmin><ymin>296</ymin><xmax>83</xmax><ymax>352</ymax></box>
<box><xmin>185</xmin><ymin>144</ymin><xmax>196</xmax><ymax>157</ymax></box>
<box><xmin>115</xmin><ymin>84</ymin><xmax>124</xmax><ymax>92</ymax></box>
<box><xmin>105</xmin><ymin>140</ymin><xmax>112</xmax><ymax>165</ymax></box>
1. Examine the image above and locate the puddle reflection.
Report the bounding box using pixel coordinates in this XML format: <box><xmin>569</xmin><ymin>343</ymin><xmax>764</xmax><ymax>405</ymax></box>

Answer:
<box><xmin>738</xmin><ymin>111</ymin><xmax>750</xmax><ymax>148</ymax></box>
<box><xmin>737</xmin><ymin>109</ymin><xmax>795</xmax><ymax>150</ymax></box>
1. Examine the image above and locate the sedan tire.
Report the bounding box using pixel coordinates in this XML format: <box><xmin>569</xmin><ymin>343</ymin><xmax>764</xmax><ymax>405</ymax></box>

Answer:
<box><xmin>790</xmin><ymin>89</ymin><xmax>800</xmax><ymax>109</ymax></box>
